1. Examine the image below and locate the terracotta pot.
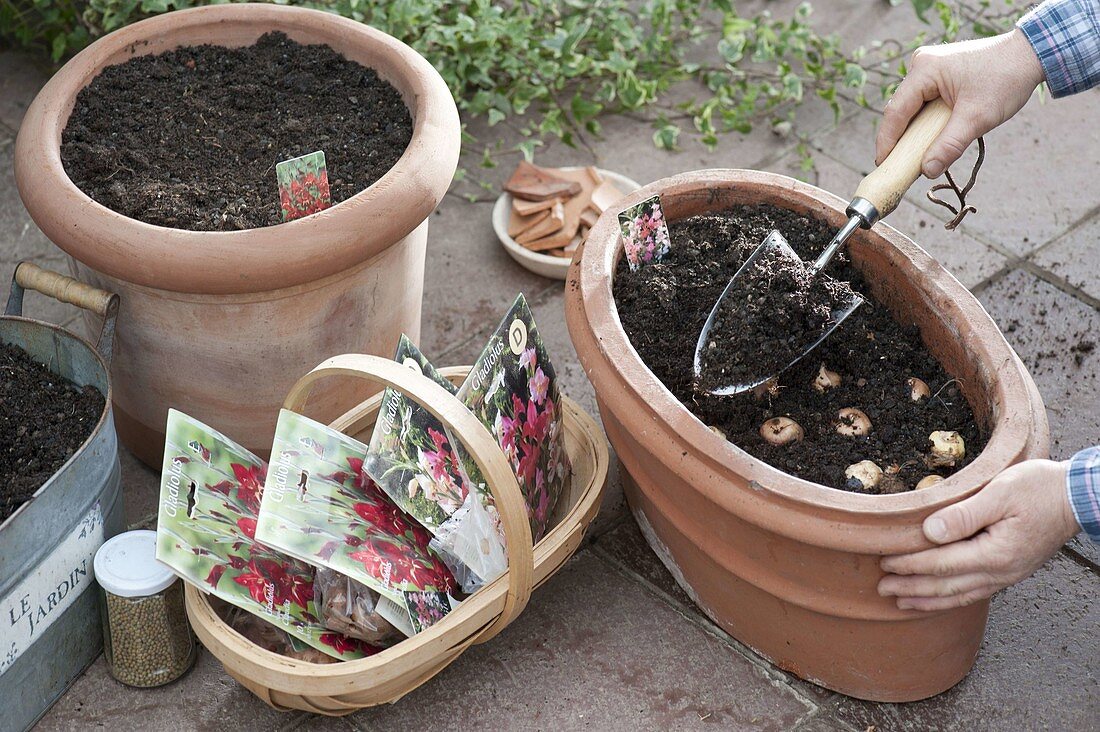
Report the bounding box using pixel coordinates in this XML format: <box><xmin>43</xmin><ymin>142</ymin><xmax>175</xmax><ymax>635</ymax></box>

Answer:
<box><xmin>14</xmin><ymin>4</ymin><xmax>460</xmax><ymax>466</ymax></box>
<box><xmin>565</xmin><ymin>169</ymin><xmax>1050</xmax><ymax>702</ymax></box>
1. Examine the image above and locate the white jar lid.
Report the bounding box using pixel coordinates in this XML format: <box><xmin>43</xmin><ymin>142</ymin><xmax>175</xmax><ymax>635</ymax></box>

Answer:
<box><xmin>94</xmin><ymin>530</ymin><xmax>177</xmax><ymax>598</ymax></box>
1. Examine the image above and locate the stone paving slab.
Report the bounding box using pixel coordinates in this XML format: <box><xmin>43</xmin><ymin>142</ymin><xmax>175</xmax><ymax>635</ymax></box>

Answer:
<box><xmin>1028</xmin><ymin>213</ymin><xmax>1100</xmax><ymax>305</ymax></box>
<box><xmin>0</xmin><ymin>52</ymin><xmax>49</xmax><ymax>131</ymax></box>
<box><xmin>347</xmin><ymin>551</ymin><xmax>817</xmax><ymax>732</ymax></box>
<box><xmin>977</xmin><ymin>268</ymin><xmax>1100</xmax><ymax>460</ymax></box>
<box><xmin>36</xmin><ymin>650</ymin><xmax>291</xmax><ymax>732</ymax></box>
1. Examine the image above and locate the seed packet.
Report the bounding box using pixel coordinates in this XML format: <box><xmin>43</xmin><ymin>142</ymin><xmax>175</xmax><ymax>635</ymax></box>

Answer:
<box><xmin>276</xmin><ymin>150</ymin><xmax>331</xmax><ymax>221</ymax></box>
<box><xmin>618</xmin><ymin>194</ymin><xmax>671</xmax><ymax>270</ymax></box>
<box><xmin>155</xmin><ymin>410</ymin><xmax>378</xmax><ymax>661</ymax></box>
<box><xmin>255</xmin><ymin>409</ymin><xmax>458</xmax><ymax>635</ymax></box>
<box><xmin>363</xmin><ymin>336</ymin><xmax>506</xmax><ymax>593</ymax></box>
<box><xmin>457</xmin><ymin>293</ymin><xmax>571</xmax><ymax>544</ymax></box>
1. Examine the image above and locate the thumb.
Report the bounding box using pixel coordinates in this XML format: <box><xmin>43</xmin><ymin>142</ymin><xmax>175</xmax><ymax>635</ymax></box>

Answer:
<box><xmin>922</xmin><ymin>103</ymin><xmax>986</xmax><ymax>178</ymax></box>
<box><xmin>923</xmin><ymin>481</ymin><xmax>1006</xmax><ymax>544</ymax></box>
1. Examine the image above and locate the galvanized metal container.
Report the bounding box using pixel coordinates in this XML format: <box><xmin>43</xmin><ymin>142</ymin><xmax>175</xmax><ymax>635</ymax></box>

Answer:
<box><xmin>0</xmin><ymin>263</ymin><xmax>123</xmax><ymax>731</ymax></box>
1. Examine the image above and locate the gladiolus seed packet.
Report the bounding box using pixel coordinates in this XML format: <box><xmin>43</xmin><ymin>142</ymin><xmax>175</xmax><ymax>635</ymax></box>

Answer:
<box><xmin>155</xmin><ymin>410</ymin><xmax>379</xmax><ymax>661</ymax></box>
<box><xmin>255</xmin><ymin>409</ymin><xmax>458</xmax><ymax>636</ymax></box>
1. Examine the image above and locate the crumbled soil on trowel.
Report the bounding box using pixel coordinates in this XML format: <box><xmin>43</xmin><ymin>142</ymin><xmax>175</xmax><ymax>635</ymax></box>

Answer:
<box><xmin>61</xmin><ymin>32</ymin><xmax>412</xmax><ymax>231</ymax></box>
<box><xmin>696</xmin><ymin>239</ymin><xmax>858</xmax><ymax>392</ymax></box>
<box><xmin>613</xmin><ymin>204</ymin><xmax>988</xmax><ymax>493</ymax></box>
<box><xmin>0</xmin><ymin>343</ymin><xmax>105</xmax><ymax>522</ymax></box>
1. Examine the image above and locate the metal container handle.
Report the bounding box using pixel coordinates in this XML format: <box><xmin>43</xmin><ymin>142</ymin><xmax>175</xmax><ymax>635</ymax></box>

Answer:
<box><xmin>5</xmin><ymin>262</ymin><xmax>120</xmax><ymax>364</ymax></box>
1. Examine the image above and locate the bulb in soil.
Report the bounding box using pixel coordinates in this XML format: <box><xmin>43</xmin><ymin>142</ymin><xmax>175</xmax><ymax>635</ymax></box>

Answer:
<box><xmin>916</xmin><ymin>475</ymin><xmax>945</xmax><ymax>490</ymax></box>
<box><xmin>835</xmin><ymin>407</ymin><xmax>872</xmax><ymax>437</ymax></box>
<box><xmin>813</xmin><ymin>365</ymin><xmax>841</xmax><ymax>393</ymax></box>
<box><xmin>927</xmin><ymin>431</ymin><xmax>966</xmax><ymax>468</ymax></box>
<box><xmin>845</xmin><ymin>460</ymin><xmax>883</xmax><ymax>491</ymax></box>
<box><xmin>753</xmin><ymin>378</ymin><xmax>780</xmax><ymax>400</ymax></box>
<box><xmin>908</xmin><ymin>377</ymin><xmax>931</xmax><ymax>402</ymax></box>
<box><xmin>709</xmin><ymin>425</ymin><xmax>727</xmax><ymax>439</ymax></box>
<box><xmin>759</xmin><ymin>417</ymin><xmax>804</xmax><ymax>446</ymax></box>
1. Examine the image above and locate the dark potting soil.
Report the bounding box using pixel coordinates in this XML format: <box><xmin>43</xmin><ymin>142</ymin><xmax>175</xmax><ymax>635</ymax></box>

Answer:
<box><xmin>696</xmin><ymin>239</ymin><xmax>858</xmax><ymax>392</ymax></box>
<box><xmin>613</xmin><ymin>204</ymin><xmax>988</xmax><ymax>494</ymax></box>
<box><xmin>61</xmin><ymin>32</ymin><xmax>413</xmax><ymax>231</ymax></box>
<box><xmin>0</xmin><ymin>343</ymin><xmax>105</xmax><ymax>522</ymax></box>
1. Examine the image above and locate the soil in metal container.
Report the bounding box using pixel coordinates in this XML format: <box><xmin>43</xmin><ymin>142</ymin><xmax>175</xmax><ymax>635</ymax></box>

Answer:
<box><xmin>696</xmin><ymin>243</ymin><xmax>858</xmax><ymax>392</ymax></box>
<box><xmin>61</xmin><ymin>32</ymin><xmax>413</xmax><ymax>231</ymax></box>
<box><xmin>613</xmin><ymin>204</ymin><xmax>988</xmax><ymax>493</ymax></box>
<box><xmin>0</xmin><ymin>343</ymin><xmax>105</xmax><ymax>521</ymax></box>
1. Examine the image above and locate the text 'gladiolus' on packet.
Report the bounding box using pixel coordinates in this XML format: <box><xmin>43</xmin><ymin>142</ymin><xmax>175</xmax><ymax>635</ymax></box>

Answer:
<box><xmin>155</xmin><ymin>410</ymin><xmax>378</xmax><ymax>661</ymax></box>
<box><xmin>255</xmin><ymin>410</ymin><xmax>459</xmax><ymax>636</ymax></box>
<box><xmin>364</xmin><ymin>336</ymin><xmax>505</xmax><ymax>593</ymax></box>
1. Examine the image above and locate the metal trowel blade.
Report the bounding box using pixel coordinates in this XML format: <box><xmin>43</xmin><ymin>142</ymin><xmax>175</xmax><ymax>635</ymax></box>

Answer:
<box><xmin>693</xmin><ymin>229</ymin><xmax>864</xmax><ymax>396</ymax></box>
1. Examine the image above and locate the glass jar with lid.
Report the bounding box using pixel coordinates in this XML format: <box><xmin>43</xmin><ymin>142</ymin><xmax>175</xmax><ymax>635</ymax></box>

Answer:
<box><xmin>94</xmin><ymin>530</ymin><xmax>196</xmax><ymax>687</ymax></box>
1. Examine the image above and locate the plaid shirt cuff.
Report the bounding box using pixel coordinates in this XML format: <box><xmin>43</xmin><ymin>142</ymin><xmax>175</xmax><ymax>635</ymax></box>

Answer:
<box><xmin>1018</xmin><ymin>0</ymin><xmax>1100</xmax><ymax>98</ymax></box>
<box><xmin>1066</xmin><ymin>446</ymin><xmax>1100</xmax><ymax>542</ymax></box>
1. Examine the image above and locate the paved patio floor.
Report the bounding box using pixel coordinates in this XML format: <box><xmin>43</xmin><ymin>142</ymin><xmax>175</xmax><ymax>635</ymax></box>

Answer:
<box><xmin>1</xmin><ymin>2</ymin><xmax>1097</xmax><ymax>730</ymax></box>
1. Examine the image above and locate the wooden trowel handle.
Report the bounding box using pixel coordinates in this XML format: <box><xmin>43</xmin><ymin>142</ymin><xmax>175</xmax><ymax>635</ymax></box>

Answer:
<box><xmin>853</xmin><ymin>98</ymin><xmax>952</xmax><ymax>220</ymax></box>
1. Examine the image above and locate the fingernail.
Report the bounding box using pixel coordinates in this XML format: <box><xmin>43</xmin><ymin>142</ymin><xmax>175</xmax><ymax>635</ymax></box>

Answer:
<box><xmin>924</xmin><ymin>159</ymin><xmax>945</xmax><ymax>177</ymax></box>
<box><xmin>878</xmin><ymin>583</ymin><xmax>895</xmax><ymax>597</ymax></box>
<box><xmin>925</xmin><ymin>517</ymin><xmax>948</xmax><ymax>542</ymax></box>
<box><xmin>897</xmin><ymin>599</ymin><xmax>914</xmax><ymax>610</ymax></box>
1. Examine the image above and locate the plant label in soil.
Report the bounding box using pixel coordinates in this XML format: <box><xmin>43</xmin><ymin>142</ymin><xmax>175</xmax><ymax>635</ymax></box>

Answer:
<box><xmin>618</xmin><ymin>194</ymin><xmax>671</xmax><ymax>271</ymax></box>
<box><xmin>276</xmin><ymin>150</ymin><xmax>331</xmax><ymax>221</ymax></box>
<box><xmin>255</xmin><ymin>409</ymin><xmax>458</xmax><ymax>636</ymax></box>
<box><xmin>363</xmin><ymin>336</ymin><xmax>505</xmax><ymax>595</ymax></box>
<box><xmin>456</xmin><ymin>293</ymin><xmax>572</xmax><ymax>545</ymax></box>
<box><xmin>156</xmin><ymin>410</ymin><xmax>378</xmax><ymax>660</ymax></box>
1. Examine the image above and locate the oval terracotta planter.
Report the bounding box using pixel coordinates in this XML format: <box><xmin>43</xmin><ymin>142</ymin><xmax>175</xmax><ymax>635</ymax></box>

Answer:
<box><xmin>14</xmin><ymin>4</ymin><xmax>460</xmax><ymax>466</ymax></box>
<box><xmin>565</xmin><ymin>169</ymin><xmax>1050</xmax><ymax>702</ymax></box>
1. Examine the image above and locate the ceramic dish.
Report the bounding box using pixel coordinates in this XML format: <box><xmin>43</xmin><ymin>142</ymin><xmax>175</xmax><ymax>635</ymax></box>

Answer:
<box><xmin>492</xmin><ymin>167</ymin><xmax>642</xmax><ymax>280</ymax></box>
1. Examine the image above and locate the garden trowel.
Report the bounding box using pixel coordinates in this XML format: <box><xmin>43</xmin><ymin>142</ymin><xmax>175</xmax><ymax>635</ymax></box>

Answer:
<box><xmin>694</xmin><ymin>99</ymin><xmax>953</xmax><ymax>395</ymax></box>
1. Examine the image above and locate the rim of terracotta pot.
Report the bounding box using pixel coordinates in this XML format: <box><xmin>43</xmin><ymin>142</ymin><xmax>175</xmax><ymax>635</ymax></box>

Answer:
<box><xmin>13</xmin><ymin>3</ymin><xmax>460</xmax><ymax>295</ymax></box>
<box><xmin>570</xmin><ymin>169</ymin><xmax>1040</xmax><ymax>518</ymax></box>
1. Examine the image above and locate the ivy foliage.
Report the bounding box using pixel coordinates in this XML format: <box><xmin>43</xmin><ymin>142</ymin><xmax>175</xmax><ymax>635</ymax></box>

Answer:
<box><xmin>0</xmin><ymin>0</ymin><xmax>1019</xmax><ymax>158</ymax></box>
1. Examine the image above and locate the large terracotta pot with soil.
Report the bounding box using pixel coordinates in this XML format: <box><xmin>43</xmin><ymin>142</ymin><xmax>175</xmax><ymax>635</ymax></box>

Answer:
<box><xmin>14</xmin><ymin>4</ymin><xmax>460</xmax><ymax>466</ymax></box>
<box><xmin>565</xmin><ymin>169</ymin><xmax>1049</xmax><ymax>702</ymax></box>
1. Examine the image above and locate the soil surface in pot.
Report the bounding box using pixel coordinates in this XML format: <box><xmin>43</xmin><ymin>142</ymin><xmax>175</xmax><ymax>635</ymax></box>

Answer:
<box><xmin>613</xmin><ymin>204</ymin><xmax>988</xmax><ymax>493</ymax></box>
<box><xmin>0</xmin><ymin>343</ymin><xmax>105</xmax><ymax>522</ymax></box>
<box><xmin>61</xmin><ymin>32</ymin><xmax>413</xmax><ymax>231</ymax></box>
<box><xmin>696</xmin><ymin>241</ymin><xmax>858</xmax><ymax>392</ymax></box>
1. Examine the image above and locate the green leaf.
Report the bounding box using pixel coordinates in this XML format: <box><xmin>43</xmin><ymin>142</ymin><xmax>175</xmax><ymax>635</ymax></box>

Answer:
<box><xmin>653</xmin><ymin>123</ymin><xmax>680</xmax><ymax>151</ymax></box>
<box><xmin>843</xmin><ymin>62</ymin><xmax>867</xmax><ymax>89</ymax></box>
<box><xmin>910</xmin><ymin>0</ymin><xmax>935</xmax><ymax>23</ymax></box>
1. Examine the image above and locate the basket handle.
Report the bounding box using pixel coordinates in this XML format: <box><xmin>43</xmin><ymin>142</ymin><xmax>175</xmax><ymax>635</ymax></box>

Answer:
<box><xmin>283</xmin><ymin>353</ymin><xmax>535</xmax><ymax>642</ymax></box>
<box><xmin>4</xmin><ymin>262</ymin><xmax>120</xmax><ymax>364</ymax></box>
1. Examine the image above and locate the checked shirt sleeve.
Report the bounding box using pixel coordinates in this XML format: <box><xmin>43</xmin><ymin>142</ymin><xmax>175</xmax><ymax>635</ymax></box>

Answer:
<box><xmin>1017</xmin><ymin>0</ymin><xmax>1100</xmax><ymax>97</ymax></box>
<box><xmin>1066</xmin><ymin>446</ymin><xmax>1100</xmax><ymax>542</ymax></box>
